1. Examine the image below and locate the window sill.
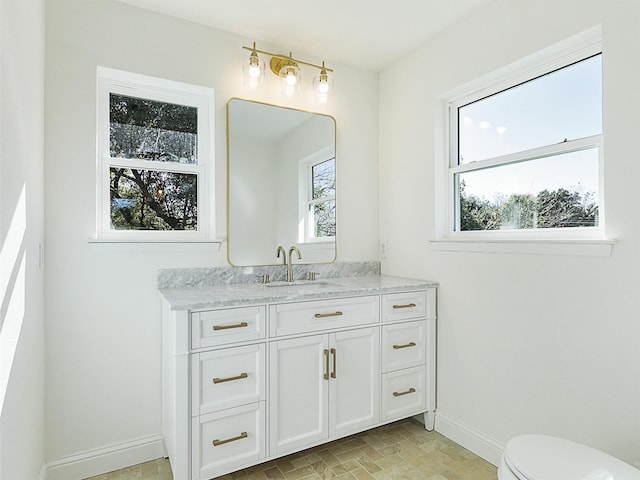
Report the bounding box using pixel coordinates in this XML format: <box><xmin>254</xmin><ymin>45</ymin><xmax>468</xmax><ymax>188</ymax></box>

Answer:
<box><xmin>88</xmin><ymin>237</ymin><xmax>225</xmax><ymax>254</ymax></box>
<box><xmin>88</xmin><ymin>237</ymin><xmax>225</xmax><ymax>244</ymax></box>
<box><xmin>429</xmin><ymin>238</ymin><xmax>615</xmax><ymax>257</ymax></box>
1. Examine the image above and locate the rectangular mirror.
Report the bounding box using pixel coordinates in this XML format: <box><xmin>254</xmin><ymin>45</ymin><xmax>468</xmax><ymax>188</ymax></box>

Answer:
<box><xmin>227</xmin><ymin>98</ymin><xmax>337</xmax><ymax>266</ymax></box>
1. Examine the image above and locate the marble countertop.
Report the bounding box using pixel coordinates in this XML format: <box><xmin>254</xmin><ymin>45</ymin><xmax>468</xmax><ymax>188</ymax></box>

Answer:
<box><xmin>159</xmin><ymin>275</ymin><xmax>438</xmax><ymax>311</ymax></box>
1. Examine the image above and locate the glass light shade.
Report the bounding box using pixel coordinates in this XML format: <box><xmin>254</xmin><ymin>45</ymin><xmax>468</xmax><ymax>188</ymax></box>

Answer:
<box><xmin>243</xmin><ymin>52</ymin><xmax>265</xmax><ymax>90</ymax></box>
<box><xmin>279</xmin><ymin>64</ymin><xmax>301</xmax><ymax>96</ymax></box>
<box><xmin>313</xmin><ymin>70</ymin><xmax>334</xmax><ymax>103</ymax></box>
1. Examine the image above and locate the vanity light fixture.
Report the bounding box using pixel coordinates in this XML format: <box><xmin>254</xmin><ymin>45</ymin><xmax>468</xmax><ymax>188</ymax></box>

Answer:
<box><xmin>313</xmin><ymin>62</ymin><xmax>334</xmax><ymax>104</ymax></box>
<box><xmin>242</xmin><ymin>42</ymin><xmax>265</xmax><ymax>89</ymax></box>
<box><xmin>242</xmin><ymin>43</ymin><xmax>334</xmax><ymax>101</ymax></box>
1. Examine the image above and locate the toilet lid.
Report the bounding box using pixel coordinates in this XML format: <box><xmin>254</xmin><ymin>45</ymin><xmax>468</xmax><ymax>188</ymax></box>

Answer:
<box><xmin>504</xmin><ymin>434</ymin><xmax>640</xmax><ymax>480</ymax></box>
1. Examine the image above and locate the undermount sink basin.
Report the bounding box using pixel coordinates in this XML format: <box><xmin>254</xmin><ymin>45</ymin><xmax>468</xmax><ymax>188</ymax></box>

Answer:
<box><xmin>264</xmin><ymin>280</ymin><xmax>335</xmax><ymax>289</ymax></box>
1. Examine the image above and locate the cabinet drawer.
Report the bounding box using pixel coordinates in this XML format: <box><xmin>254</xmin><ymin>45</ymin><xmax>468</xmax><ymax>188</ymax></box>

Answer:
<box><xmin>192</xmin><ymin>402</ymin><xmax>265</xmax><ymax>480</ymax></box>
<box><xmin>381</xmin><ymin>366</ymin><xmax>426</xmax><ymax>422</ymax></box>
<box><xmin>270</xmin><ymin>296</ymin><xmax>379</xmax><ymax>337</ymax></box>
<box><xmin>382</xmin><ymin>320</ymin><xmax>426</xmax><ymax>373</ymax></box>
<box><xmin>382</xmin><ymin>291</ymin><xmax>426</xmax><ymax>323</ymax></box>
<box><xmin>192</xmin><ymin>306</ymin><xmax>266</xmax><ymax>349</ymax></box>
<box><xmin>192</xmin><ymin>344</ymin><xmax>266</xmax><ymax>416</ymax></box>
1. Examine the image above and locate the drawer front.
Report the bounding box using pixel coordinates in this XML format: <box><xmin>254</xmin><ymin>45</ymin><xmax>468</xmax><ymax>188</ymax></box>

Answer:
<box><xmin>270</xmin><ymin>296</ymin><xmax>379</xmax><ymax>337</ymax></box>
<box><xmin>192</xmin><ymin>344</ymin><xmax>266</xmax><ymax>416</ymax></box>
<box><xmin>192</xmin><ymin>306</ymin><xmax>266</xmax><ymax>349</ymax></box>
<box><xmin>381</xmin><ymin>366</ymin><xmax>426</xmax><ymax>422</ymax></box>
<box><xmin>382</xmin><ymin>320</ymin><xmax>426</xmax><ymax>373</ymax></box>
<box><xmin>382</xmin><ymin>291</ymin><xmax>426</xmax><ymax>323</ymax></box>
<box><xmin>192</xmin><ymin>402</ymin><xmax>265</xmax><ymax>480</ymax></box>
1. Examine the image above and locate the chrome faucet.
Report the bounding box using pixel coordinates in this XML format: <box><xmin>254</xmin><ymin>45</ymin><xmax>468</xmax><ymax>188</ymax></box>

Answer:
<box><xmin>287</xmin><ymin>246</ymin><xmax>302</xmax><ymax>282</ymax></box>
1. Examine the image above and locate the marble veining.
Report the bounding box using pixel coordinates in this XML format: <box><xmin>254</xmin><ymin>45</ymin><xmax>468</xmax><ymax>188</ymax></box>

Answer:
<box><xmin>157</xmin><ymin>261</ymin><xmax>381</xmax><ymax>289</ymax></box>
<box><xmin>159</xmin><ymin>274</ymin><xmax>438</xmax><ymax>311</ymax></box>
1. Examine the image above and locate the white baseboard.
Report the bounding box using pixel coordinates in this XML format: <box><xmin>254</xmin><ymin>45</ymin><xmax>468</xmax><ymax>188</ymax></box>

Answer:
<box><xmin>37</xmin><ymin>462</ymin><xmax>47</xmax><ymax>480</ymax></box>
<box><xmin>45</xmin><ymin>434</ymin><xmax>165</xmax><ymax>480</ymax></box>
<box><xmin>434</xmin><ymin>411</ymin><xmax>505</xmax><ymax>466</ymax></box>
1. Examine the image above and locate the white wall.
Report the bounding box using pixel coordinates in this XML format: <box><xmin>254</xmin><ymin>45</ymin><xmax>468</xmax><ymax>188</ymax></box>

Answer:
<box><xmin>0</xmin><ymin>0</ymin><xmax>46</xmax><ymax>478</ymax></box>
<box><xmin>44</xmin><ymin>0</ymin><xmax>378</xmax><ymax>475</ymax></box>
<box><xmin>379</xmin><ymin>0</ymin><xmax>640</xmax><ymax>467</ymax></box>
<box><xmin>229</xmin><ymin>138</ymin><xmax>279</xmax><ymax>264</ymax></box>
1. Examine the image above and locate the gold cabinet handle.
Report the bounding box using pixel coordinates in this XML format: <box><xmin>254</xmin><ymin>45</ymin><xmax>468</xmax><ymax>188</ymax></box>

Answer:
<box><xmin>315</xmin><ymin>311</ymin><xmax>343</xmax><ymax>318</ymax></box>
<box><xmin>212</xmin><ymin>431</ymin><xmax>247</xmax><ymax>447</ymax></box>
<box><xmin>323</xmin><ymin>349</ymin><xmax>330</xmax><ymax>380</ymax></box>
<box><xmin>393</xmin><ymin>388</ymin><xmax>416</xmax><ymax>397</ymax></box>
<box><xmin>331</xmin><ymin>348</ymin><xmax>337</xmax><ymax>379</ymax></box>
<box><xmin>213</xmin><ymin>322</ymin><xmax>248</xmax><ymax>331</ymax></box>
<box><xmin>213</xmin><ymin>372</ymin><xmax>248</xmax><ymax>384</ymax></box>
<box><xmin>392</xmin><ymin>303</ymin><xmax>417</xmax><ymax>309</ymax></box>
<box><xmin>393</xmin><ymin>342</ymin><xmax>417</xmax><ymax>349</ymax></box>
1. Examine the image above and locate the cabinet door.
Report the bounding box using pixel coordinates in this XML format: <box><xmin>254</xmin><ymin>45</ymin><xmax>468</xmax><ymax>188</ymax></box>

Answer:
<box><xmin>269</xmin><ymin>335</ymin><xmax>329</xmax><ymax>455</ymax></box>
<box><xmin>329</xmin><ymin>327</ymin><xmax>380</xmax><ymax>437</ymax></box>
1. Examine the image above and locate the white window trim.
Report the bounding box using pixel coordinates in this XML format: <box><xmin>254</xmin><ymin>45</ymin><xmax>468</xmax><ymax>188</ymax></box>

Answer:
<box><xmin>432</xmin><ymin>26</ymin><xmax>613</xmax><ymax>256</ymax></box>
<box><xmin>94</xmin><ymin>67</ymin><xmax>217</xmax><ymax>242</ymax></box>
<box><xmin>297</xmin><ymin>145</ymin><xmax>336</xmax><ymax>245</ymax></box>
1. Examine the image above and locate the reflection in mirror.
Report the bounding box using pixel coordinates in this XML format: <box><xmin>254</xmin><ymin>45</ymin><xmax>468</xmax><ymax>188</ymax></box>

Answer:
<box><xmin>227</xmin><ymin>99</ymin><xmax>337</xmax><ymax>266</ymax></box>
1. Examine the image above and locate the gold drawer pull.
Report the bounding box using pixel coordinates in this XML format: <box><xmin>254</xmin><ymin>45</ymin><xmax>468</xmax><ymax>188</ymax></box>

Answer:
<box><xmin>323</xmin><ymin>349</ymin><xmax>330</xmax><ymax>380</ymax></box>
<box><xmin>331</xmin><ymin>348</ymin><xmax>337</xmax><ymax>379</ymax></box>
<box><xmin>393</xmin><ymin>342</ymin><xmax>417</xmax><ymax>349</ymax></box>
<box><xmin>392</xmin><ymin>303</ymin><xmax>417</xmax><ymax>309</ymax></box>
<box><xmin>212</xmin><ymin>431</ymin><xmax>248</xmax><ymax>447</ymax></box>
<box><xmin>315</xmin><ymin>311</ymin><xmax>343</xmax><ymax>318</ymax></box>
<box><xmin>213</xmin><ymin>372</ymin><xmax>248</xmax><ymax>384</ymax></box>
<box><xmin>393</xmin><ymin>388</ymin><xmax>416</xmax><ymax>397</ymax></box>
<box><xmin>213</xmin><ymin>322</ymin><xmax>248</xmax><ymax>331</ymax></box>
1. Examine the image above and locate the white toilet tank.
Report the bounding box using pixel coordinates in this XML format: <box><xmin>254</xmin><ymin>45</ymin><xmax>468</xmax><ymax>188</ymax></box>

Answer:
<box><xmin>499</xmin><ymin>434</ymin><xmax>640</xmax><ymax>480</ymax></box>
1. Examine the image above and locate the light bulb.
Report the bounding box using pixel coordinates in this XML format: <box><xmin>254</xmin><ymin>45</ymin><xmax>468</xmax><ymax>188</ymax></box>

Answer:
<box><xmin>248</xmin><ymin>64</ymin><xmax>261</xmax><ymax>78</ymax></box>
<box><xmin>313</xmin><ymin>66</ymin><xmax>334</xmax><ymax>103</ymax></box>
<box><xmin>242</xmin><ymin>43</ymin><xmax>264</xmax><ymax>90</ymax></box>
<box><xmin>285</xmin><ymin>71</ymin><xmax>297</xmax><ymax>86</ymax></box>
<box><xmin>279</xmin><ymin>64</ymin><xmax>300</xmax><ymax>96</ymax></box>
<box><xmin>318</xmin><ymin>80</ymin><xmax>330</xmax><ymax>94</ymax></box>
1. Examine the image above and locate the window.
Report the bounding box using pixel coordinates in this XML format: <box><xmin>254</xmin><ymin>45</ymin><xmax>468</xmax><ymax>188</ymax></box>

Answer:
<box><xmin>299</xmin><ymin>146</ymin><xmax>336</xmax><ymax>243</ymax></box>
<box><xmin>96</xmin><ymin>67</ymin><xmax>214</xmax><ymax>240</ymax></box>
<box><xmin>445</xmin><ymin>42</ymin><xmax>602</xmax><ymax>239</ymax></box>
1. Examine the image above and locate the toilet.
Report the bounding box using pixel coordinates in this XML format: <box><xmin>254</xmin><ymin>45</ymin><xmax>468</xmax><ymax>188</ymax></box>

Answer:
<box><xmin>498</xmin><ymin>434</ymin><xmax>640</xmax><ymax>480</ymax></box>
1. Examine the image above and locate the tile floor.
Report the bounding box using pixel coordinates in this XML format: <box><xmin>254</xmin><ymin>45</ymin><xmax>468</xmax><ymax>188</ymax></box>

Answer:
<box><xmin>86</xmin><ymin>418</ymin><xmax>498</xmax><ymax>480</ymax></box>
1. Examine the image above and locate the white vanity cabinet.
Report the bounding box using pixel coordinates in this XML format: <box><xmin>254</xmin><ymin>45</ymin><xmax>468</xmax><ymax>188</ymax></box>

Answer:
<box><xmin>161</xmin><ymin>279</ymin><xmax>436</xmax><ymax>480</ymax></box>
<box><xmin>380</xmin><ymin>290</ymin><xmax>436</xmax><ymax>427</ymax></box>
<box><xmin>269</xmin><ymin>326</ymin><xmax>380</xmax><ymax>455</ymax></box>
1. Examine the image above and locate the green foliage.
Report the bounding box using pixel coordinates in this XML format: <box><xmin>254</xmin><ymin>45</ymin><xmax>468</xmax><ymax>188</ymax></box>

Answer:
<box><xmin>311</xmin><ymin>158</ymin><xmax>336</xmax><ymax>238</ymax></box>
<box><xmin>109</xmin><ymin>94</ymin><xmax>198</xmax><ymax>163</ymax></box>
<box><xmin>107</xmin><ymin>94</ymin><xmax>201</xmax><ymax>232</ymax></box>
<box><xmin>459</xmin><ymin>181</ymin><xmax>597</xmax><ymax>231</ymax></box>
<box><xmin>110</xmin><ymin>168</ymin><xmax>197</xmax><ymax>231</ymax></box>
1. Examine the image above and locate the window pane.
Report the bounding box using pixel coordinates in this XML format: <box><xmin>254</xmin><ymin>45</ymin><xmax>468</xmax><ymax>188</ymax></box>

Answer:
<box><xmin>311</xmin><ymin>200</ymin><xmax>336</xmax><ymax>238</ymax></box>
<box><xmin>457</xmin><ymin>148</ymin><xmax>599</xmax><ymax>231</ymax></box>
<box><xmin>110</xmin><ymin>168</ymin><xmax>198</xmax><ymax>230</ymax></box>
<box><xmin>312</xmin><ymin>158</ymin><xmax>336</xmax><ymax>199</ymax></box>
<box><xmin>458</xmin><ymin>54</ymin><xmax>602</xmax><ymax>165</ymax></box>
<box><xmin>110</xmin><ymin>94</ymin><xmax>198</xmax><ymax>164</ymax></box>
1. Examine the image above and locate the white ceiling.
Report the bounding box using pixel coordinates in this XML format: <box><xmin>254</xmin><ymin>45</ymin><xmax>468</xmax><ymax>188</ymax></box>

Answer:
<box><xmin>115</xmin><ymin>0</ymin><xmax>493</xmax><ymax>71</ymax></box>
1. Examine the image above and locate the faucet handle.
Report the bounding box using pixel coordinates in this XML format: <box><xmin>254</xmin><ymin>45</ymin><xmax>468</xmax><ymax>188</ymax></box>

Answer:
<box><xmin>256</xmin><ymin>274</ymin><xmax>270</xmax><ymax>284</ymax></box>
<box><xmin>307</xmin><ymin>272</ymin><xmax>319</xmax><ymax>281</ymax></box>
